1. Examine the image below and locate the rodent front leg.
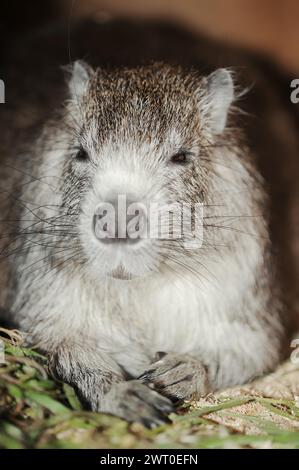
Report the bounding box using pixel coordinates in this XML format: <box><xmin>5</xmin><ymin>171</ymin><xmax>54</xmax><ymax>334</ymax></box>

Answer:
<box><xmin>48</xmin><ymin>342</ymin><xmax>174</xmax><ymax>427</ymax></box>
<box><xmin>138</xmin><ymin>352</ymin><xmax>210</xmax><ymax>403</ymax></box>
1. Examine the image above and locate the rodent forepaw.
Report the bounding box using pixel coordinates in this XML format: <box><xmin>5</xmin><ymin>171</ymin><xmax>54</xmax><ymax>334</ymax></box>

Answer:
<box><xmin>138</xmin><ymin>352</ymin><xmax>210</xmax><ymax>403</ymax></box>
<box><xmin>99</xmin><ymin>380</ymin><xmax>174</xmax><ymax>428</ymax></box>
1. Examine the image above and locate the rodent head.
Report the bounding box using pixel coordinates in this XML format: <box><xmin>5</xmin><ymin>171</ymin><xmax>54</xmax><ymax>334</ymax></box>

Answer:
<box><xmin>59</xmin><ymin>61</ymin><xmax>235</xmax><ymax>281</ymax></box>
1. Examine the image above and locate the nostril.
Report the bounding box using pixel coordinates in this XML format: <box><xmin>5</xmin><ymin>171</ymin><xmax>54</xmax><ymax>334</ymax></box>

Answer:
<box><xmin>126</xmin><ymin>207</ymin><xmax>147</xmax><ymax>241</ymax></box>
<box><xmin>93</xmin><ymin>202</ymin><xmax>117</xmax><ymax>242</ymax></box>
<box><xmin>93</xmin><ymin>198</ymin><xmax>148</xmax><ymax>243</ymax></box>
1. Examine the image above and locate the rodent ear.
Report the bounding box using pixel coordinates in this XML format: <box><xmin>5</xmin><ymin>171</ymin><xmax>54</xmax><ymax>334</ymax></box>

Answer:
<box><xmin>204</xmin><ymin>68</ymin><xmax>234</xmax><ymax>135</ymax></box>
<box><xmin>69</xmin><ymin>60</ymin><xmax>94</xmax><ymax>100</ymax></box>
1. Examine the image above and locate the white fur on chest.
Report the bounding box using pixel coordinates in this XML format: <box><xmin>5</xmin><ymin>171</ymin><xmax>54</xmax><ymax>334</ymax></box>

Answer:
<box><xmin>50</xmin><ymin>246</ymin><xmax>256</xmax><ymax>355</ymax></box>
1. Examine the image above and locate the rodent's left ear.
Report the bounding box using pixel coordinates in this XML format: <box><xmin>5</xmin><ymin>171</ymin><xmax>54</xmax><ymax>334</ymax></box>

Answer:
<box><xmin>68</xmin><ymin>60</ymin><xmax>94</xmax><ymax>100</ymax></box>
<box><xmin>203</xmin><ymin>68</ymin><xmax>234</xmax><ymax>135</ymax></box>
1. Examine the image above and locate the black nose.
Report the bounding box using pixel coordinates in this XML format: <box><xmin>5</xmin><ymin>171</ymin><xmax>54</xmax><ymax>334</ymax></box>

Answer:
<box><xmin>93</xmin><ymin>198</ymin><xmax>147</xmax><ymax>243</ymax></box>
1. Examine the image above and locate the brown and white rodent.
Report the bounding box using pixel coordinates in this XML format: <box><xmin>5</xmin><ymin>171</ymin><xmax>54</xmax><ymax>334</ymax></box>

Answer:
<box><xmin>0</xmin><ymin>20</ymin><xmax>298</xmax><ymax>427</ymax></box>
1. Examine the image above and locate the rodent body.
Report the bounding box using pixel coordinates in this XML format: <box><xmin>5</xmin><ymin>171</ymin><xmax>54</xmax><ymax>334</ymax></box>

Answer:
<box><xmin>1</xmin><ymin>20</ymin><xmax>298</xmax><ymax>426</ymax></box>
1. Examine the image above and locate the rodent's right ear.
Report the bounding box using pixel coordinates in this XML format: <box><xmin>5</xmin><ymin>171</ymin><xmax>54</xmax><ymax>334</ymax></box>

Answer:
<box><xmin>203</xmin><ymin>68</ymin><xmax>234</xmax><ymax>135</ymax></box>
<box><xmin>67</xmin><ymin>60</ymin><xmax>94</xmax><ymax>101</ymax></box>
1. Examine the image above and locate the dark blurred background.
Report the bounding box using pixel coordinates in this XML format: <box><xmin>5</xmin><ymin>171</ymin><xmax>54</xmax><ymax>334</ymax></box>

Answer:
<box><xmin>1</xmin><ymin>0</ymin><xmax>299</xmax><ymax>74</ymax></box>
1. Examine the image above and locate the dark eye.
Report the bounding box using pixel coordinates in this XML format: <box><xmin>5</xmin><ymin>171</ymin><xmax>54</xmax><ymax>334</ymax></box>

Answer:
<box><xmin>170</xmin><ymin>151</ymin><xmax>189</xmax><ymax>164</ymax></box>
<box><xmin>75</xmin><ymin>147</ymin><xmax>89</xmax><ymax>162</ymax></box>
